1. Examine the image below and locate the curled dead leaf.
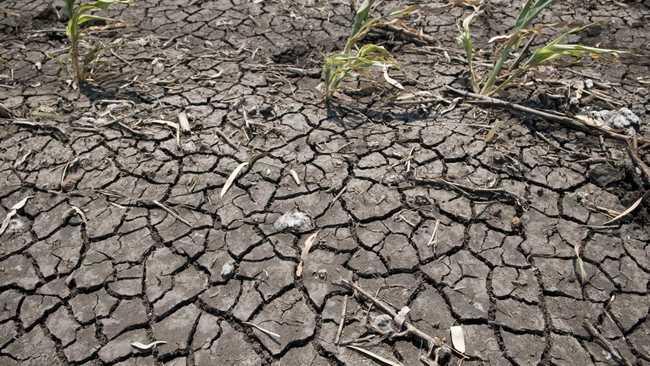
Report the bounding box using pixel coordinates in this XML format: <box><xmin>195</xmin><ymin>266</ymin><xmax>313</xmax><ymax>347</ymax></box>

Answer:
<box><xmin>347</xmin><ymin>345</ymin><xmax>404</xmax><ymax>366</ymax></box>
<box><xmin>289</xmin><ymin>169</ymin><xmax>301</xmax><ymax>186</ymax></box>
<box><xmin>220</xmin><ymin>162</ymin><xmax>249</xmax><ymax>199</ymax></box>
<box><xmin>382</xmin><ymin>65</ymin><xmax>404</xmax><ymax>90</ymax></box>
<box><xmin>0</xmin><ymin>196</ymin><xmax>33</xmax><ymax>236</ymax></box>
<box><xmin>296</xmin><ymin>230</ymin><xmax>319</xmax><ymax>278</ymax></box>
<box><xmin>130</xmin><ymin>341</ymin><xmax>167</xmax><ymax>350</ymax></box>
<box><xmin>602</xmin><ymin>194</ymin><xmax>646</xmax><ymax>225</ymax></box>
<box><xmin>450</xmin><ymin>325</ymin><xmax>466</xmax><ymax>353</ymax></box>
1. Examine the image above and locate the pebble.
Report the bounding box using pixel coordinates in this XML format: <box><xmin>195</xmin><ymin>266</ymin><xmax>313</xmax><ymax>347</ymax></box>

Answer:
<box><xmin>273</xmin><ymin>209</ymin><xmax>313</xmax><ymax>232</ymax></box>
<box><xmin>221</xmin><ymin>260</ymin><xmax>236</xmax><ymax>279</ymax></box>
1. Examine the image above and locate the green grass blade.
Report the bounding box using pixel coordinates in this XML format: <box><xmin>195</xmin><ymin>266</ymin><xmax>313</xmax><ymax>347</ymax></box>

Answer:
<box><xmin>64</xmin><ymin>0</ymin><xmax>76</xmax><ymax>18</ymax></box>
<box><xmin>457</xmin><ymin>9</ymin><xmax>481</xmax><ymax>92</ymax></box>
<box><xmin>351</xmin><ymin>0</ymin><xmax>373</xmax><ymax>37</ymax></box>
<box><xmin>514</xmin><ymin>0</ymin><xmax>554</xmax><ymax>29</ymax></box>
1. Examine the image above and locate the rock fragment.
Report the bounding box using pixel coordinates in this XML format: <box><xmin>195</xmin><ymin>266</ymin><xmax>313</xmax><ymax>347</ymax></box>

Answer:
<box><xmin>273</xmin><ymin>209</ymin><xmax>313</xmax><ymax>232</ymax></box>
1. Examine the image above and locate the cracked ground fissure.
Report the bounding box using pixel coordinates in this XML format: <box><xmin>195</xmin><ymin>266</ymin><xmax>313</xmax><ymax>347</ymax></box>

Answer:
<box><xmin>1</xmin><ymin>0</ymin><xmax>650</xmax><ymax>365</ymax></box>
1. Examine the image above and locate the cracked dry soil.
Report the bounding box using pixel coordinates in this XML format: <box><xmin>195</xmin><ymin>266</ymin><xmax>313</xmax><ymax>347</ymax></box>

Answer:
<box><xmin>1</xmin><ymin>0</ymin><xmax>650</xmax><ymax>365</ymax></box>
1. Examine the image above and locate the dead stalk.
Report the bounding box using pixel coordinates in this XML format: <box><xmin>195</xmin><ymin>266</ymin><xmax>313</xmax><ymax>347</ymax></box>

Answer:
<box><xmin>339</xmin><ymin>280</ymin><xmax>446</xmax><ymax>353</ymax></box>
<box><xmin>334</xmin><ymin>295</ymin><xmax>349</xmax><ymax>345</ymax></box>
<box><xmin>445</xmin><ymin>85</ymin><xmax>643</xmax><ymax>144</ymax></box>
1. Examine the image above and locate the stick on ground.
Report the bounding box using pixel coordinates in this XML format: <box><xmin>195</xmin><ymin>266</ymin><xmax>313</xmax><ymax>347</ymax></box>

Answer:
<box><xmin>444</xmin><ymin>86</ymin><xmax>644</xmax><ymax>144</ymax></box>
<box><xmin>339</xmin><ymin>280</ymin><xmax>445</xmax><ymax>352</ymax></box>
<box><xmin>335</xmin><ymin>295</ymin><xmax>349</xmax><ymax>345</ymax></box>
<box><xmin>583</xmin><ymin>321</ymin><xmax>631</xmax><ymax>366</ymax></box>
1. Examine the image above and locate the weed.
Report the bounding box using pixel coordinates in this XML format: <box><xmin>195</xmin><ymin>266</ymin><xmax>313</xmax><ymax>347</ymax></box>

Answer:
<box><xmin>457</xmin><ymin>0</ymin><xmax>624</xmax><ymax>95</ymax></box>
<box><xmin>456</xmin><ymin>6</ymin><xmax>481</xmax><ymax>92</ymax></box>
<box><xmin>322</xmin><ymin>0</ymin><xmax>415</xmax><ymax>99</ymax></box>
<box><xmin>65</xmin><ymin>0</ymin><xmax>130</xmax><ymax>83</ymax></box>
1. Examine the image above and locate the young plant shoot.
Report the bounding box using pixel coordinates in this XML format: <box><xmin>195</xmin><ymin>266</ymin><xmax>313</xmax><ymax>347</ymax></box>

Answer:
<box><xmin>65</xmin><ymin>0</ymin><xmax>130</xmax><ymax>83</ymax></box>
<box><xmin>457</xmin><ymin>0</ymin><xmax>624</xmax><ymax>95</ymax></box>
<box><xmin>322</xmin><ymin>0</ymin><xmax>415</xmax><ymax>99</ymax></box>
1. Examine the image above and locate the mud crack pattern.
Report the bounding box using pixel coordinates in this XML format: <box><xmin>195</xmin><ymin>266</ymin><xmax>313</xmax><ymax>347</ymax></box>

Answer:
<box><xmin>1</xmin><ymin>0</ymin><xmax>650</xmax><ymax>365</ymax></box>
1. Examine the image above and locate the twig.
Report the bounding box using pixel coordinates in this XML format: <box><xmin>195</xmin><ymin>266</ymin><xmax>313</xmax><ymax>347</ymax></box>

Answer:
<box><xmin>426</xmin><ymin>219</ymin><xmax>440</xmax><ymax>249</ymax></box>
<box><xmin>161</xmin><ymin>34</ymin><xmax>183</xmax><ymax>49</ymax></box>
<box><xmin>535</xmin><ymin>131</ymin><xmax>591</xmax><ymax>159</ymax></box>
<box><xmin>509</xmin><ymin>34</ymin><xmax>536</xmax><ymax>71</ymax></box>
<box><xmin>339</xmin><ymin>280</ymin><xmax>445</xmax><ymax>352</ymax></box>
<box><xmin>6</xmin><ymin>119</ymin><xmax>69</xmax><ymax>142</ymax></box>
<box><xmin>150</xmin><ymin>200</ymin><xmax>192</xmax><ymax>227</ymax></box>
<box><xmin>214</xmin><ymin>130</ymin><xmax>239</xmax><ymax>150</ymax></box>
<box><xmin>626</xmin><ymin>136</ymin><xmax>650</xmax><ymax>185</ymax></box>
<box><xmin>335</xmin><ymin>295</ymin><xmax>349</xmax><ymax>345</ymax></box>
<box><xmin>242</xmin><ymin>322</ymin><xmax>281</xmax><ymax>340</ymax></box>
<box><xmin>445</xmin><ymin>86</ymin><xmax>643</xmax><ymax>144</ymax></box>
<box><xmin>415</xmin><ymin>177</ymin><xmax>526</xmax><ymax>208</ymax></box>
<box><xmin>328</xmin><ymin>186</ymin><xmax>348</xmax><ymax>208</ymax></box>
<box><xmin>583</xmin><ymin>321</ymin><xmax>632</xmax><ymax>366</ymax></box>
<box><xmin>110</xmin><ymin>49</ymin><xmax>133</xmax><ymax>66</ymax></box>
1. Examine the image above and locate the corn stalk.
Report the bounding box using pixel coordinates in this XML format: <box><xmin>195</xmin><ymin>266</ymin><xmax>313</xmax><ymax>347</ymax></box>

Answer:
<box><xmin>457</xmin><ymin>0</ymin><xmax>624</xmax><ymax>95</ymax></box>
<box><xmin>66</xmin><ymin>0</ymin><xmax>130</xmax><ymax>83</ymax></box>
<box><xmin>323</xmin><ymin>1</ymin><xmax>416</xmax><ymax>98</ymax></box>
<box><xmin>480</xmin><ymin>0</ymin><xmax>553</xmax><ymax>95</ymax></box>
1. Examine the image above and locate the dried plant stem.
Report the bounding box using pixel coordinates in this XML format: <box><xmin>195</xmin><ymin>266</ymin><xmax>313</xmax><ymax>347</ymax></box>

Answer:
<box><xmin>339</xmin><ymin>280</ymin><xmax>445</xmax><ymax>352</ymax></box>
<box><xmin>583</xmin><ymin>321</ymin><xmax>631</xmax><ymax>366</ymax></box>
<box><xmin>71</xmin><ymin>41</ymin><xmax>83</xmax><ymax>82</ymax></box>
<box><xmin>334</xmin><ymin>295</ymin><xmax>349</xmax><ymax>345</ymax></box>
<box><xmin>627</xmin><ymin>137</ymin><xmax>650</xmax><ymax>185</ymax></box>
<box><xmin>445</xmin><ymin>86</ymin><xmax>644</xmax><ymax>144</ymax></box>
<box><xmin>242</xmin><ymin>322</ymin><xmax>281</xmax><ymax>339</ymax></box>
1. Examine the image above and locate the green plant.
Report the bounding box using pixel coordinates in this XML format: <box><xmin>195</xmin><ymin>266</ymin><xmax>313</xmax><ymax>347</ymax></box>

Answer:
<box><xmin>65</xmin><ymin>0</ymin><xmax>130</xmax><ymax>83</ymax></box>
<box><xmin>457</xmin><ymin>0</ymin><xmax>624</xmax><ymax>95</ymax></box>
<box><xmin>322</xmin><ymin>0</ymin><xmax>415</xmax><ymax>99</ymax></box>
<box><xmin>456</xmin><ymin>7</ymin><xmax>481</xmax><ymax>92</ymax></box>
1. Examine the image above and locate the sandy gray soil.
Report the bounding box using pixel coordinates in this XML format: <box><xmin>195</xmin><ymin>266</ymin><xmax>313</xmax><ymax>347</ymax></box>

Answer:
<box><xmin>1</xmin><ymin>0</ymin><xmax>649</xmax><ymax>365</ymax></box>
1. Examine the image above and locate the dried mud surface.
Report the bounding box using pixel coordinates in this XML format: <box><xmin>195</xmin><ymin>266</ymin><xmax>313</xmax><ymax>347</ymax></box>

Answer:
<box><xmin>1</xmin><ymin>1</ymin><xmax>650</xmax><ymax>365</ymax></box>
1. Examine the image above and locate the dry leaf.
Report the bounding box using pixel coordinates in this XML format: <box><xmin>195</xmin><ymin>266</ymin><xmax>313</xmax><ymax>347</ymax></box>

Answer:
<box><xmin>488</xmin><ymin>34</ymin><xmax>512</xmax><ymax>43</ymax></box>
<box><xmin>450</xmin><ymin>325</ymin><xmax>466</xmax><ymax>353</ymax></box>
<box><xmin>574</xmin><ymin>244</ymin><xmax>587</xmax><ymax>284</ymax></box>
<box><xmin>220</xmin><ymin>162</ymin><xmax>249</xmax><ymax>199</ymax></box>
<box><xmin>130</xmin><ymin>341</ymin><xmax>167</xmax><ymax>350</ymax></box>
<box><xmin>296</xmin><ymin>230</ymin><xmax>319</xmax><ymax>278</ymax></box>
<box><xmin>394</xmin><ymin>306</ymin><xmax>410</xmax><ymax>329</ymax></box>
<box><xmin>382</xmin><ymin>65</ymin><xmax>404</xmax><ymax>90</ymax></box>
<box><xmin>289</xmin><ymin>169</ymin><xmax>301</xmax><ymax>185</ymax></box>
<box><xmin>0</xmin><ymin>196</ymin><xmax>33</xmax><ymax>236</ymax></box>
<box><xmin>178</xmin><ymin>111</ymin><xmax>191</xmax><ymax>133</ymax></box>
<box><xmin>602</xmin><ymin>194</ymin><xmax>645</xmax><ymax>225</ymax></box>
<box><xmin>347</xmin><ymin>345</ymin><xmax>404</xmax><ymax>366</ymax></box>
